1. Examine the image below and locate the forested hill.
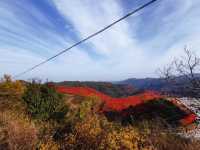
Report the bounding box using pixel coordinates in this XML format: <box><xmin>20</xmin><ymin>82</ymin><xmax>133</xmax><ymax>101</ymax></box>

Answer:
<box><xmin>50</xmin><ymin>81</ymin><xmax>141</xmax><ymax>98</ymax></box>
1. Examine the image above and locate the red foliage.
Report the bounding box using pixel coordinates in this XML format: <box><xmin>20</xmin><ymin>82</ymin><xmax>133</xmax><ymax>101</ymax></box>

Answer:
<box><xmin>56</xmin><ymin>86</ymin><xmax>162</xmax><ymax>111</ymax></box>
<box><xmin>179</xmin><ymin>114</ymin><xmax>197</xmax><ymax>126</ymax></box>
<box><xmin>56</xmin><ymin>86</ymin><xmax>197</xmax><ymax>125</ymax></box>
<box><xmin>56</xmin><ymin>86</ymin><xmax>110</xmax><ymax>101</ymax></box>
<box><xmin>170</xmin><ymin>98</ymin><xmax>197</xmax><ymax>125</ymax></box>
<box><xmin>104</xmin><ymin>91</ymin><xmax>162</xmax><ymax>111</ymax></box>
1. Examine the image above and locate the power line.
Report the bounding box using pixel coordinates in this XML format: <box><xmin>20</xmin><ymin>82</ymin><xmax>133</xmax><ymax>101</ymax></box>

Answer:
<box><xmin>14</xmin><ymin>0</ymin><xmax>159</xmax><ymax>78</ymax></box>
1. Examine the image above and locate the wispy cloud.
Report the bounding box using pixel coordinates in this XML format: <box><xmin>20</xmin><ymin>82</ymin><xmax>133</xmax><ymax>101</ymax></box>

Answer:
<box><xmin>51</xmin><ymin>0</ymin><xmax>149</xmax><ymax>79</ymax></box>
<box><xmin>0</xmin><ymin>0</ymin><xmax>200</xmax><ymax>81</ymax></box>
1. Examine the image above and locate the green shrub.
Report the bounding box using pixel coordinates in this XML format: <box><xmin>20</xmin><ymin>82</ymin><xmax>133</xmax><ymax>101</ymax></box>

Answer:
<box><xmin>22</xmin><ymin>81</ymin><xmax>68</xmax><ymax>121</ymax></box>
<box><xmin>75</xmin><ymin>96</ymin><xmax>100</xmax><ymax>120</ymax></box>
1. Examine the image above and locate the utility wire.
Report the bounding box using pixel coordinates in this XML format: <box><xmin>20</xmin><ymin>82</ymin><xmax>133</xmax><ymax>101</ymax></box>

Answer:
<box><xmin>14</xmin><ymin>0</ymin><xmax>159</xmax><ymax>78</ymax></box>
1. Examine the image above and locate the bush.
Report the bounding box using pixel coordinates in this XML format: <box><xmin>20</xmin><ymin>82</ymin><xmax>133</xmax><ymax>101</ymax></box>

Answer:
<box><xmin>133</xmin><ymin>119</ymin><xmax>200</xmax><ymax>150</ymax></box>
<box><xmin>63</xmin><ymin>114</ymin><xmax>154</xmax><ymax>150</ymax></box>
<box><xmin>0</xmin><ymin>111</ymin><xmax>38</xmax><ymax>150</ymax></box>
<box><xmin>75</xmin><ymin>96</ymin><xmax>103</xmax><ymax>120</ymax></box>
<box><xmin>0</xmin><ymin>75</ymin><xmax>25</xmax><ymax>98</ymax></box>
<box><xmin>38</xmin><ymin>140</ymin><xmax>60</xmax><ymax>150</ymax></box>
<box><xmin>63</xmin><ymin>114</ymin><xmax>200</xmax><ymax>150</ymax></box>
<box><xmin>23</xmin><ymin>81</ymin><xmax>68</xmax><ymax>121</ymax></box>
<box><xmin>59</xmin><ymin>95</ymin><xmax>200</xmax><ymax>150</ymax></box>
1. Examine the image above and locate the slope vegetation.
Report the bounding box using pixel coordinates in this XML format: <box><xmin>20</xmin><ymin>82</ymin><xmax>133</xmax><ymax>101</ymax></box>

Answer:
<box><xmin>56</xmin><ymin>86</ymin><xmax>197</xmax><ymax>125</ymax></box>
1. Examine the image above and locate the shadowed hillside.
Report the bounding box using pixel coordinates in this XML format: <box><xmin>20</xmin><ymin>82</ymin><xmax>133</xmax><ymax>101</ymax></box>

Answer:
<box><xmin>117</xmin><ymin>75</ymin><xmax>200</xmax><ymax>97</ymax></box>
<box><xmin>56</xmin><ymin>86</ymin><xmax>197</xmax><ymax>126</ymax></box>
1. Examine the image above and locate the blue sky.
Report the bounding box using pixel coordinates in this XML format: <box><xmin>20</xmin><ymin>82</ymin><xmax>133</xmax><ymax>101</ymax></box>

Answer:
<box><xmin>0</xmin><ymin>0</ymin><xmax>200</xmax><ymax>81</ymax></box>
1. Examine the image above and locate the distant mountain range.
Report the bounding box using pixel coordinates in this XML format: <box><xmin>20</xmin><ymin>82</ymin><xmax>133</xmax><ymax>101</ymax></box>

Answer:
<box><xmin>50</xmin><ymin>75</ymin><xmax>200</xmax><ymax>98</ymax></box>
<box><xmin>116</xmin><ymin>78</ymin><xmax>167</xmax><ymax>91</ymax></box>
<box><xmin>117</xmin><ymin>75</ymin><xmax>200</xmax><ymax>97</ymax></box>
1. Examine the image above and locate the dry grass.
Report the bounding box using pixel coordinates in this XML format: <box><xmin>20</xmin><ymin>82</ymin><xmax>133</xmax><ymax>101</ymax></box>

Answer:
<box><xmin>62</xmin><ymin>113</ymin><xmax>154</xmax><ymax>150</ymax></box>
<box><xmin>134</xmin><ymin>119</ymin><xmax>200</xmax><ymax>150</ymax></box>
<box><xmin>0</xmin><ymin>75</ymin><xmax>25</xmax><ymax>98</ymax></box>
<box><xmin>0</xmin><ymin>111</ymin><xmax>38</xmax><ymax>150</ymax></box>
<box><xmin>62</xmin><ymin>113</ymin><xmax>200</xmax><ymax>150</ymax></box>
<box><xmin>0</xmin><ymin>78</ymin><xmax>200</xmax><ymax>150</ymax></box>
<box><xmin>38</xmin><ymin>140</ymin><xmax>60</xmax><ymax>150</ymax></box>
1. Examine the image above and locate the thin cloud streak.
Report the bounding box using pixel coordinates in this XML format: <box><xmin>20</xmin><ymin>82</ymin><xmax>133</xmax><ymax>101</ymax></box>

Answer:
<box><xmin>0</xmin><ymin>0</ymin><xmax>200</xmax><ymax>81</ymax></box>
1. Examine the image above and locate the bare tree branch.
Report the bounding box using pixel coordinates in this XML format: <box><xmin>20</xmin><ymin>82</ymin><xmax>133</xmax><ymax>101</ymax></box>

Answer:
<box><xmin>159</xmin><ymin>47</ymin><xmax>200</xmax><ymax>98</ymax></box>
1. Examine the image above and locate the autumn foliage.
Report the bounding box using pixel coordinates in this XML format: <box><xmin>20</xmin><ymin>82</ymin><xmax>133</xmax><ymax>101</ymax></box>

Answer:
<box><xmin>0</xmin><ymin>75</ymin><xmax>25</xmax><ymax>97</ymax></box>
<box><xmin>0</xmin><ymin>77</ymin><xmax>199</xmax><ymax>150</ymax></box>
<box><xmin>56</xmin><ymin>86</ymin><xmax>162</xmax><ymax>111</ymax></box>
<box><xmin>180</xmin><ymin>114</ymin><xmax>197</xmax><ymax>126</ymax></box>
<box><xmin>56</xmin><ymin>86</ymin><xmax>197</xmax><ymax>125</ymax></box>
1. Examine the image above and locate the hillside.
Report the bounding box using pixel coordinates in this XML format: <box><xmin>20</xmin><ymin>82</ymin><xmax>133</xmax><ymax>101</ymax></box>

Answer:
<box><xmin>117</xmin><ymin>76</ymin><xmax>200</xmax><ymax>97</ymax></box>
<box><xmin>0</xmin><ymin>77</ymin><xmax>200</xmax><ymax>150</ymax></box>
<box><xmin>51</xmin><ymin>81</ymin><xmax>141</xmax><ymax>97</ymax></box>
<box><xmin>56</xmin><ymin>86</ymin><xmax>197</xmax><ymax>125</ymax></box>
<box><xmin>51</xmin><ymin>76</ymin><xmax>200</xmax><ymax>98</ymax></box>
